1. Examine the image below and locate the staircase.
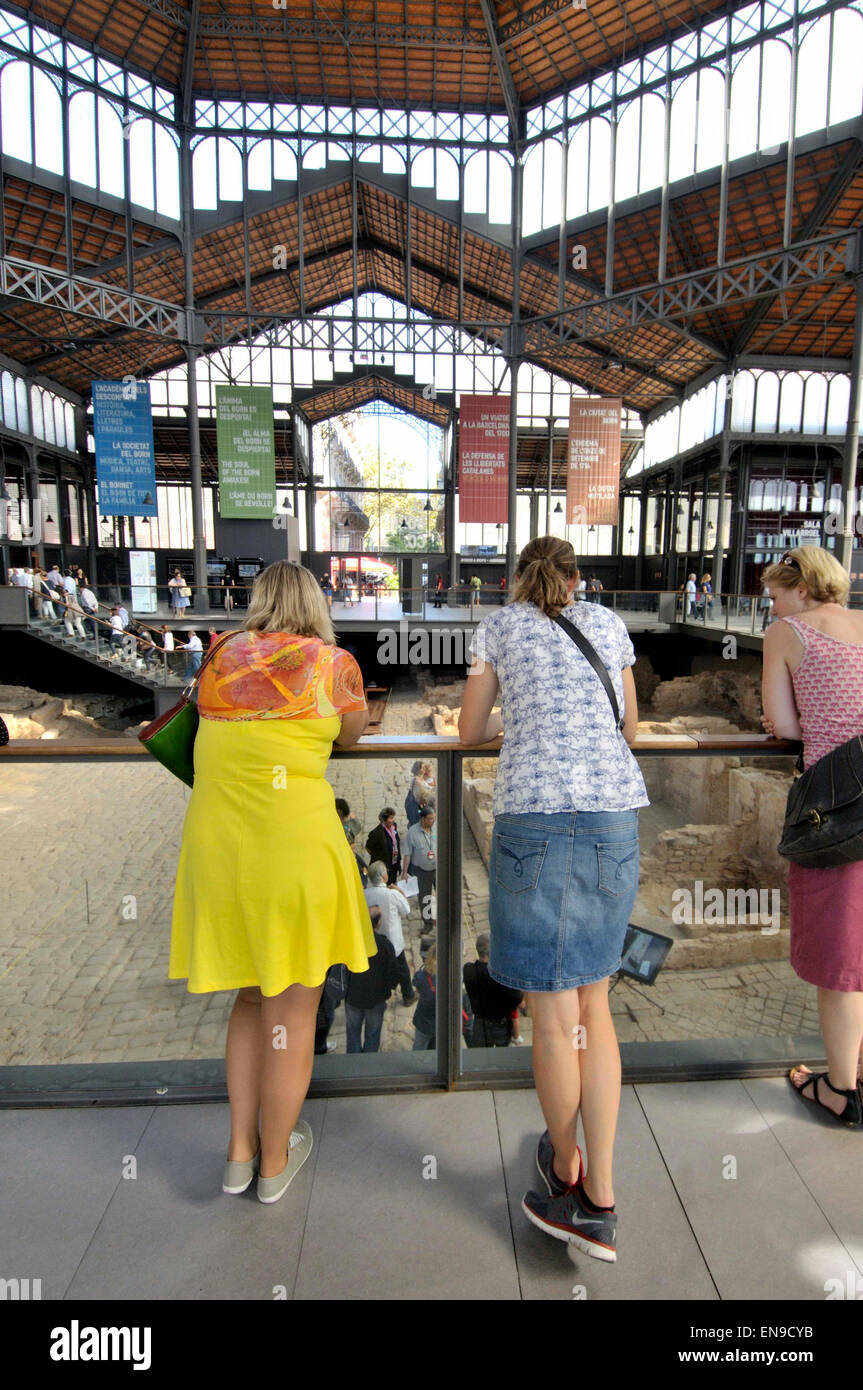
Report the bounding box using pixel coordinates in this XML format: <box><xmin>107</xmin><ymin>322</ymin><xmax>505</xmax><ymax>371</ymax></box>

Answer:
<box><xmin>24</xmin><ymin>618</ymin><xmax>186</xmax><ymax>694</ymax></box>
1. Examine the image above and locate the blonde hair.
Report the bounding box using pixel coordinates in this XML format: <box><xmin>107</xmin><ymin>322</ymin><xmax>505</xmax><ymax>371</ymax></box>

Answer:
<box><xmin>243</xmin><ymin>561</ymin><xmax>336</xmax><ymax>643</ymax></box>
<box><xmin>762</xmin><ymin>545</ymin><xmax>850</xmax><ymax>606</ymax></box>
<box><xmin>511</xmin><ymin>535</ymin><xmax>579</xmax><ymax>617</ymax></box>
<box><xmin>423</xmin><ymin>944</ymin><xmax>436</xmax><ymax>975</ymax></box>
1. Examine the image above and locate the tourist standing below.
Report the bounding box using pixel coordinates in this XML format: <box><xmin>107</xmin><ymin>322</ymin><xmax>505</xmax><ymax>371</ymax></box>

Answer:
<box><xmin>411</xmin><ymin>944</ymin><xmax>437</xmax><ymax>1050</ymax></box>
<box><xmin>761</xmin><ymin>546</ymin><xmax>863</xmax><ymax>1127</ymax></box>
<box><xmin>365</xmin><ymin>807</ymin><xmax>401</xmax><ymax>885</ymax></box>
<box><xmin>464</xmin><ymin>934</ymin><xmax>524</xmax><ymax>1047</ymax></box>
<box><xmin>458</xmin><ymin>534</ymin><xmax>647</xmax><ymax>1262</ymax></box>
<box><xmin>364</xmin><ymin>861</ymin><xmax>414</xmax><ymax>1005</ymax></box>
<box><xmin>170</xmin><ymin>561</ymin><xmax>372</xmax><ymax>1203</ymax></box>
<box><xmin>699</xmin><ymin>572</ymin><xmax>713</xmax><ymax>623</ymax></box>
<box><xmin>169</xmin><ymin>569</ymin><xmax>191</xmax><ymax>615</ymax></box>
<box><xmin>401</xmin><ymin>805</ymin><xmax>437</xmax><ymax>931</ymax></box>
<box><xmin>178</xmin><ymin>629</ymin><xmax>203</xmax><ymax>678</ymax></box>
<box><xmin>470</xmin><ymin>573</ymin><xmax>482</xmax><ymax>615</ymax></box>
<box><xmin>343</xmin><ymin>905</ymin><xmax>398</xmax><ymax>1053</ymax></box>
<box><xmin>684</xmin><ymin>572</ymin><xmax>697</xmax><ymax>618</ymax></box>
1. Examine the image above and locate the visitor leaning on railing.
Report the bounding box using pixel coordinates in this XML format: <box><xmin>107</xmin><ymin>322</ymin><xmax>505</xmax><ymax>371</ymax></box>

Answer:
<box><xmin>457</xmin><ymin>534</ymin><xmax>647</xmax><ymax>1263</ymax></box>
<box><xmin>761</xmin><ymin>545</ymin><xmax>863</xmax><ymax>1127</ymax></box>
<box><xmin>169</xmin><ymin>560</ymin><xmax>374</xmax><ymax>1204</ymax></box>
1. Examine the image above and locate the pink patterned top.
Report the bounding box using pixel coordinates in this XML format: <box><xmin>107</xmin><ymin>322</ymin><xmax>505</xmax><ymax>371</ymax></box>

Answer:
<box><xmin>782</xmin><ymin>614</ymin><xmax>863</xmax><ymax>768</ymax></box>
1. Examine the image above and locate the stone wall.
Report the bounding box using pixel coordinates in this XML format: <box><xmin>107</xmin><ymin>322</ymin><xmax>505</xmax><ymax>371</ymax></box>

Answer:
<box><xmin>0</xmin><ymin>685</ymin><xmax>142</xmax><ymax>740</ymax></box>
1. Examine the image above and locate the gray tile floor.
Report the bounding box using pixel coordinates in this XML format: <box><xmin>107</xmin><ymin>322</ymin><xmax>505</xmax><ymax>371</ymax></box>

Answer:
<box><xmin>2</xmin><ymin>1079</ymin><xmax>862</xmax><ymax>1301</ymax></box>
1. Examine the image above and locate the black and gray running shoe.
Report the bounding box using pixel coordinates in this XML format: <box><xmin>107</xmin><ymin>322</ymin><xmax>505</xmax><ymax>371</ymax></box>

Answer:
<box><xmin>536</xmin><ymin>1130</ymin><xmax>582</xmax><ymax>1197</ymax></box>
<box><xmin>522</xmin><ymin>1182</ymin><xmax>617</xmax><ymax>1263</ymax></box>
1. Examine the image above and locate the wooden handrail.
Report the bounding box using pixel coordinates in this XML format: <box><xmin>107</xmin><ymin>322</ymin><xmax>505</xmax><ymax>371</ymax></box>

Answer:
<box><xmin>0</xmin><ymin>733</ymin><xmax>802</xmax><ymax>758</ymax></box>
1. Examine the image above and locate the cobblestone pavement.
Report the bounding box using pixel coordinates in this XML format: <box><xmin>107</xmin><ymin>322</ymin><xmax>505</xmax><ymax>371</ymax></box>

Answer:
<box><xmin>1</xmin><ymin>678</ymin><xmax>820</xmax><ymax>1067</ymax></box>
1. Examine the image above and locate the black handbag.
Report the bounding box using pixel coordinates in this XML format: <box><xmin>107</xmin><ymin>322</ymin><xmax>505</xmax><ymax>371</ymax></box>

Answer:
<box><xmin>552</xmin><ymin>613</ymin><xmax>625</xmax><ymax>731</ymax></box>
<box><xmin>777</xmin><ymin>735</ymin><xmax>863</xmax><ymax>867</ymax></box>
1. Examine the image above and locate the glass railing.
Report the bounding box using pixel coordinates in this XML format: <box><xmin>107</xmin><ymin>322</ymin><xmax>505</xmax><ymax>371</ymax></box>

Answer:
<box><xmin>0</xmin><ymin>732</ymin><xmax>817</xmax><ymax>1103</ymax></box>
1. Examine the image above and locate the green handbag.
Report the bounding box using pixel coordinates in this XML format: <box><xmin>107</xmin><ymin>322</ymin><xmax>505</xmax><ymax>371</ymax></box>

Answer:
<box><xmin>138</xmin><ymin>632</ymin><xmax>235</xmax><ymax>787</ymax></box>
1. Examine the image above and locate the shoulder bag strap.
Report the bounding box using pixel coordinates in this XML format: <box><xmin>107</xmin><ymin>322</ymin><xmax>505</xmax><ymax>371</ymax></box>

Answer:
<box><xmin>552</xmin><ymin>613</ymin><xmax>624</xmax><ymax>731</ymax></box>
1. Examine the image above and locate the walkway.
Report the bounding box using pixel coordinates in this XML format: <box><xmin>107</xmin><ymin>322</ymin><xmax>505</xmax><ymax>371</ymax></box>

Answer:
<box><xmin>4</xmin><ymin>1079</ymin><xmax>861</xmax><ymax>1299</ymax></box>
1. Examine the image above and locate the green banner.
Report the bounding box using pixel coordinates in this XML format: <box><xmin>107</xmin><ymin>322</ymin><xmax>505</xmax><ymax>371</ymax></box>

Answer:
<box><xmin>215</xmin><ymin>385</ymin><xmax>276</xmax><ymax>519</ymax></box>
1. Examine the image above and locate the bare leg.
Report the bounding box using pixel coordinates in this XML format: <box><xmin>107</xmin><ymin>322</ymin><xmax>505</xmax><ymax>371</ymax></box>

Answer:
<box><xmin>791</xmin><ymin>987</ymin><xmax>863</xmax><ymax>1115</ymax></box>
<box><xmin>576</xmin><ymin>980</ymin><xmax>621</xmax><ymax>1208</ymax></box>
<box><xmin>527</xmin><ymin>989</ymin><xmax>582</xmax><ymax>1187</ymax></box>
<box><xmin>226</xmin><ymin>987</ymin><xmax>263</xmax><ymax>1161</ymax></box>
<box><xmin>259</xmin><ymin>981</ymin><xmax>325</xmax><ymax>1178</ymax></box>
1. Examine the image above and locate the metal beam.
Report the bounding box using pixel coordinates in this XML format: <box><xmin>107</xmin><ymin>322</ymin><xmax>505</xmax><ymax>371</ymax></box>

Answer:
<box><xmin>729</xmin><ymin>142</ymin><xmax>863</xmax><ymax>357</ymax></box>
<box><xmin>0</xmin><ymin>257</ymin><xmax>185</xmax><ymax>340</ymax></box>
<box><xmin>524</xmin><ymin>232</ymin><xmax>852</xmax><ymax>350</ymax></box>
<box><xmin>124</xmin><ymin>0</ymin><xmax>489</xmax><ymax>48</ymax></box>
<box><xmin>478</xmin><ymin>0</ymin><xmax>520</xmax><ymax>141</ymax></box>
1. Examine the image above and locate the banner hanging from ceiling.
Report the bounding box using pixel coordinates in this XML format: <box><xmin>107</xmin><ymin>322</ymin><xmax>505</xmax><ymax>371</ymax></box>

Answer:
<box><xmin>216</xmin><ymin>385</ymin><xmax>276</xmax><ymax>519</ymax></box>
<box><xmin>458</xmin><ymin>394</ymin><xmax>510</xmax><ymax>524</ymax></box>
<box><xmin>92</xmin><ymin>380</ymin><xmax>157</xmax><ymax>517</ymax></box>
<box><xmin>566</xmin><ymin>397</ymin><xmax>622</xmax><ymax>526</ymax></box>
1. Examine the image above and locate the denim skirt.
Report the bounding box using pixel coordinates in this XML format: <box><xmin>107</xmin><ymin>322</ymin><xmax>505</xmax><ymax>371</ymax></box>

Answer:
<box><xmin>488</xmin><ymin>809</ymin><xmax>639</xmax><ymax>992</ymax></box>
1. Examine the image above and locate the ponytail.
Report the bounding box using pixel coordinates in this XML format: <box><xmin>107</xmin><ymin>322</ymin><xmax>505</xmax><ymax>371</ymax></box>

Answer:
<box><xmin>511</xmin><ymin>536</ymin><xmax>578</xmax><ymax>618</ymax></box>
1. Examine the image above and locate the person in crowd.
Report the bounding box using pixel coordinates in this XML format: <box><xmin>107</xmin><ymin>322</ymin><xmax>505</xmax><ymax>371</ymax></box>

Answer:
<box><xmin>117</xmin><ymin>602</ymin><xmax>130</xmax><ymax>629</ymax></box>
<box><xmin>207</xmin><ymin>626</ymin><xmax>219</xmax><ymax>647</ymax></box>
<box><xmin>576</xmin><ymin>574</ymin><xmax>587</xmax><ymax>599</ymax></box>
<box><xmin>464</xmin><ymin>932</ymin><xmax>524</xmax><ymax>1047</ymax></box>
<box><xmin>499</xmin><ymin>574</ymin><xmax>507</xmax><ymax>606</ymax></box>
<box><xmin>458</xmin><ymin>534</ymin><xmax>646</xmax><ymax>1262</ymax></box>
<box><xmin>159</xmin><ymin>624</ymin><xmax>175</xmax><ymax>672</ymax></box>
<box><xmin>699</xmin><ymin>572</ymin><xmax>713</xmax><ymax>623</ymax></box>
<box><xmin>343</xmin><ymin>574</ymin><xmax>356</xmax><ymax>607</ymax></box>
<box><xmin>469</xmin><ymin>573</ymin><xmax>482</xmax><ymax>615</ymax></box>
<box><xmin>587</xmin><ymin>575</ymin><xmax>603</xmax><ymax>604</ymax></box>
<box><xmin>169</xmin><ymin>569</ymin><xmax>191</xmax><ymax>614</ymax></box>
<box><xmin>320</xmin><ymin>574</ymin><xmax>334</xmax><ymax>610</ymax></box>
<box><xmin>761</xmin><ymin>547</ymin><xmax>863</xmax><ymax>1128</ymax></box>
<box><xmin>177</xmin><ymin>628</ymin><xmax>203</xmax><ymax>678</ymax></box>
<box><xmin>404</xmin><ymin>760</ymin><xmax>436</xmax><ymax>829</ymax></box>
<box><xmin>221</xmin><ymin>578</ymin><xmax>234</xmax><ymax>614</ymax></box>
<box><xmin>366</xmin><ymin>807</ymin><xmax>401</xmax><ymax>885</ymax></box>
<box><xmin>412</xmin><ymin>943</ymin><xmax>437</xmax><ymax>1050</ymax></box>
<box><xmin>79</xmin><ymin>581</ymin><xmax>98</xmax><ymax>637</ymax></box>
<box><xmin>364</xmin><ymin>861</ymin><xmax>415</xmax><ymax>1005</ymax></box>
<box><xmin>684</xmin><ymin>572</ymin><xmax>697</xmax><ymax>618</ymax></box>
<box><xmin>74</xmin><ymin>566</ymin><xmax>87</xmax><ymax>586</ymax></box>
<box><xmin>140</xmin><ymin>628</ymin><xmax>162</xmax><ymax>670</ymax></box>
<box><xmin>334</xmin><ymin>796</ymin><xmax>362</xmax><ymax>842</ymax></box>
<box><xmin>62</xmin><ymin>568</ymin><xmax>77</xmax><ymax>602</ymax></box>
<box><xmin>40</xmin><ymin>569</ymin><xmax>62</xmax><ymax>622</ymax></box>
<box><xmin>170</xmin><ymin>559</ymin><xmax>372</xmax><ymax>1204</ymax></box>
<box><xmin>61</xmin><ymin>588</ymin><xmax>87</xmax><ymax>640</ymax></box>
<box><xmin>108</xmin><ymin>606</ymin><xmax>125</xmax><ymax>654</ymax></box>
<box><xmin>401</xmin><ymin>804</ymin><xmax>436</xmax><ymax>932</ymax></box>
<box><xmin>344</xmin><ymin>904</ymin><xmax>398</xmax><ymax>1053</ymax></box>
<box><xmin>45</xmin><ymin>562</ymin><xmax>63</xmax><ymax>592</ymax></box>
<box><xmin>433</xmin><ymin>574</ymin><xmax>445</xmax><ymax>609</ymax></box>
<box><xmin>346</xmin><ymin>829</ymin><xmax>368</xmax><ymax>888</ymax></box>
<box><xmin>404</xmin><ymin>760</ymin><xmax>425</xmax><ymax>827</ymax></box>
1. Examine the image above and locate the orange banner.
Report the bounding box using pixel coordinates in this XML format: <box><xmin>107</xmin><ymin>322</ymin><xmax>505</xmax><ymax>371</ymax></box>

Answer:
<box><xmin>566</xmin><ymin>397</ymin><xmax>622</xmax><ymax>526</ymax></box>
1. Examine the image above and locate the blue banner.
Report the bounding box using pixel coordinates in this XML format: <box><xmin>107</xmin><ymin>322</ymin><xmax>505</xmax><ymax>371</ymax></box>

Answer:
<box><xmin>92</xmin><ymin>379</ymin><xmax>158</xmax><ymax>517</ymax></box>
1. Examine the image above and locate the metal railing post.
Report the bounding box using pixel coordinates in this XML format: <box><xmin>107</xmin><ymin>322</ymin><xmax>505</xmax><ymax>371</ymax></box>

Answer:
<box><xmin>436</xmin><ymin>747</ymin><xmax>463</xmax><ymax>1090</ymax></box>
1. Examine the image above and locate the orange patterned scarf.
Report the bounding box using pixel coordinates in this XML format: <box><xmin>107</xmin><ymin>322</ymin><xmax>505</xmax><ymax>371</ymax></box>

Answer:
<box><xmin>197</xmin><ymin>631</ymin><xmax>366</xmax><ymax>721</ymax></box>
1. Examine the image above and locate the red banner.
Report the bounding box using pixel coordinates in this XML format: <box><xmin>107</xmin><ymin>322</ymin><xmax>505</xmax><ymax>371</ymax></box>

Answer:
<box><xmin>458</xmin><ymin>394</ymin><xmax>510</xmax><ymax>524</ymax></box>
<box><xmin>566</xmin><ymin>397</ymin><xmax>622</xmax><ymax>526</ymax></box>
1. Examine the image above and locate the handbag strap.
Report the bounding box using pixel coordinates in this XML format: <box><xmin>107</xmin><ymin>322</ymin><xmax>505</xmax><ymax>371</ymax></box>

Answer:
<box><xmin>552</xmin><ymin>612</ymin><xmax>624</xmax><ymax>731</ymax></box>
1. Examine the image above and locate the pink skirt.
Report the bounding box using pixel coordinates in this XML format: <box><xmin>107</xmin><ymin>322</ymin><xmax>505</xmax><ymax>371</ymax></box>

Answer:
<box><xmin>788</xmin><ymin>859</ymin><xmax>863</xmax><ymax>992</ymax></box>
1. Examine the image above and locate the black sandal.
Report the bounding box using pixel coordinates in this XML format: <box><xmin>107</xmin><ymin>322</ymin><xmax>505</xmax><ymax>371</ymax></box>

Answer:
<box><xmin>789</xmin><ymin>1068</ymin><xmax>862</xmax><ymax>1128</ymax></box>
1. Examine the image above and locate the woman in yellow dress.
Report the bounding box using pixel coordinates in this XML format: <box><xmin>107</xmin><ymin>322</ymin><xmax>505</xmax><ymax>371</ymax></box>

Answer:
<box><xmin>170</xmin><ymin>560</ymin><xmax>374</xmax><ymax>1203</ymax></box>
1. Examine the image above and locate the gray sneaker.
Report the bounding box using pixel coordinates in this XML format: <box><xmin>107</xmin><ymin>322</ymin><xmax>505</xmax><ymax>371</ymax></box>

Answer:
<box><xmin>536</xmin><ymin>1130</ymin><xmax>583</xmax><ymax>1197</ymax></box>
<box><xmin>222</xmin><ymin>1146</ymin><xmax>260</xmax><ymax>1195</ymax></box>
<box><xmin>256</xmin><ymin>1120</ymin><xmax>313</xmax><ymax>1204</ymax></box>
<box><xmin>522</xmin><ymin>1182</ymin><xmax>617</xmax><ymax>1263</ymax></box>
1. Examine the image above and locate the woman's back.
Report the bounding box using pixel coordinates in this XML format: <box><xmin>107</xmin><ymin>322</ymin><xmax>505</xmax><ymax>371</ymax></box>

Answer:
<box><xmin>783</xmin><ymin>606</ymin><xmax>863</xmax><ymax>766</ymax></box>
<box><xmin>473</xmin><ymin>599</ymin><xmax>648</xmax><ymax>815</ymax></box>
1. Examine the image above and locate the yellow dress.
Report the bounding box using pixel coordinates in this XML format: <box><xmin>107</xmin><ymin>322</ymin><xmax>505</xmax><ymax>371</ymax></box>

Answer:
<box><xmin>169</xmin><ymin>631</ymin><xmax>376</xmax><ymax>995</ymax></box>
